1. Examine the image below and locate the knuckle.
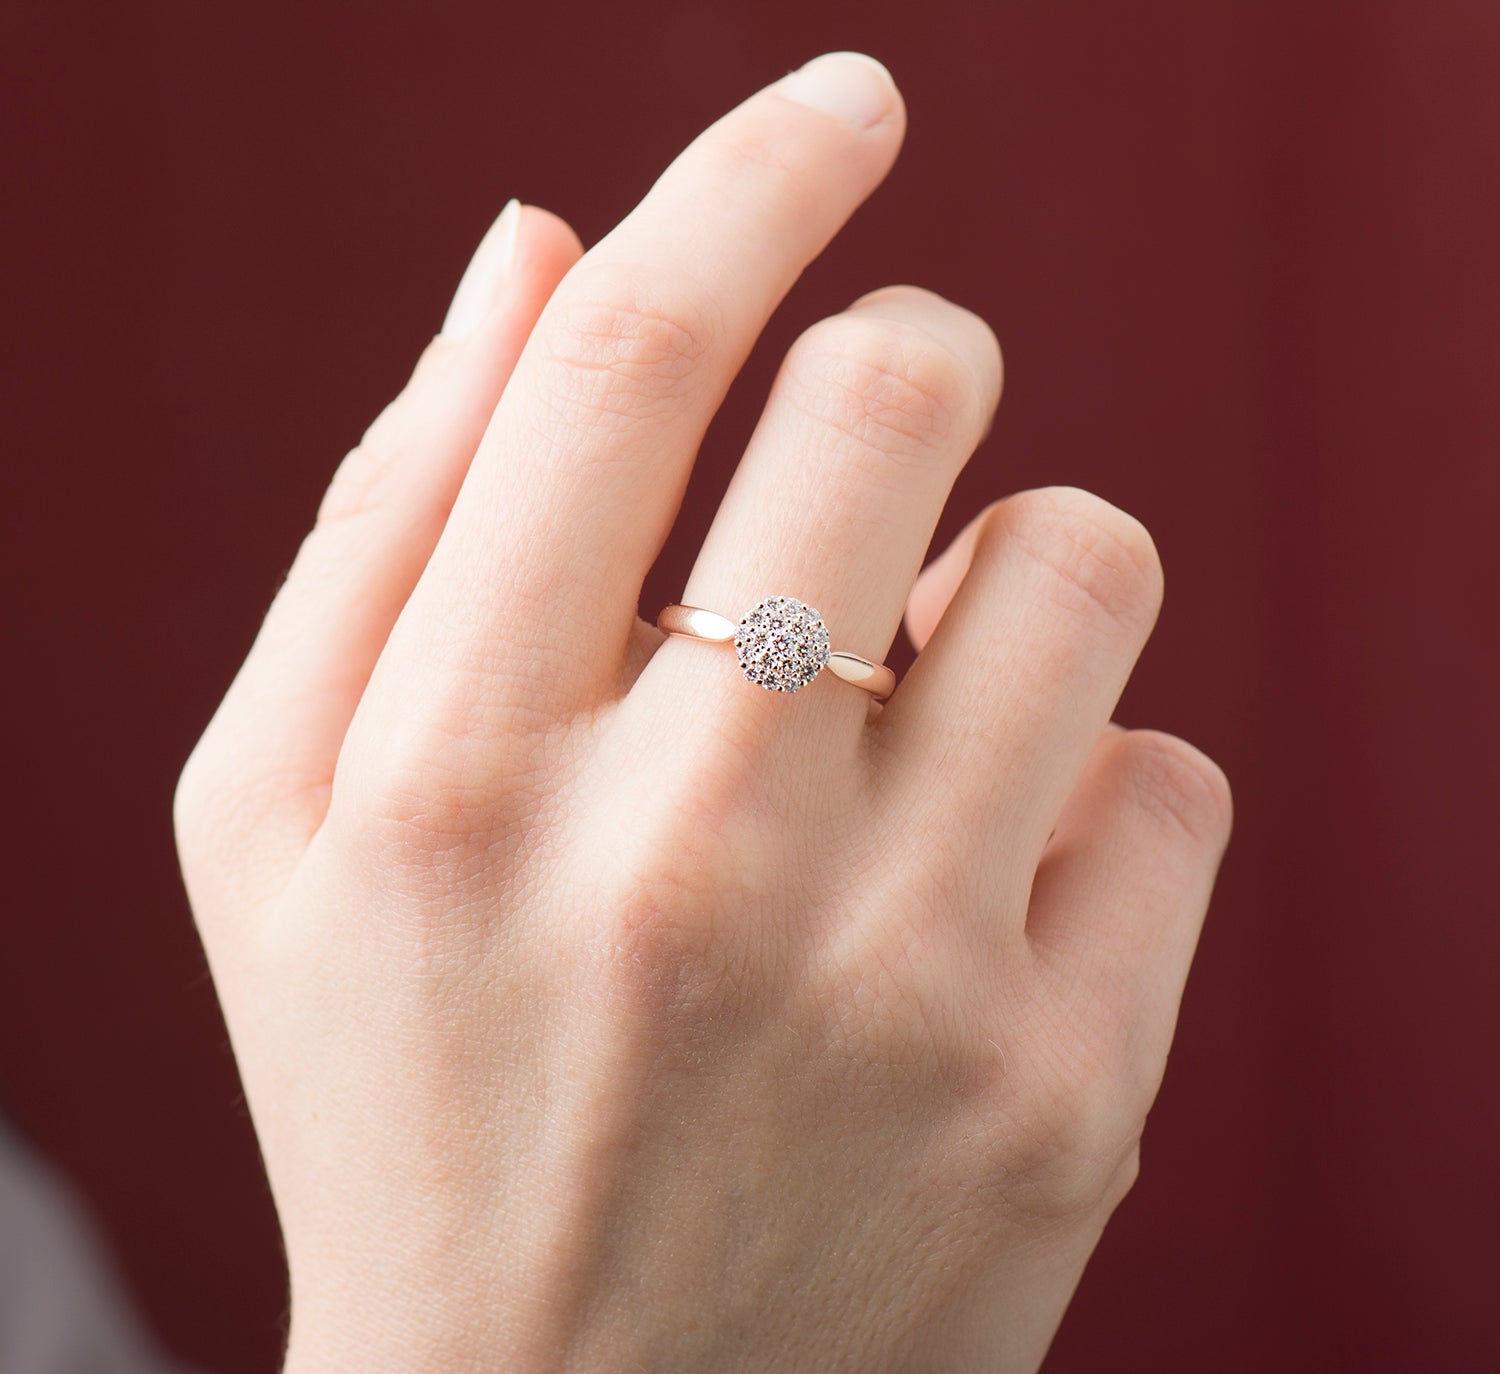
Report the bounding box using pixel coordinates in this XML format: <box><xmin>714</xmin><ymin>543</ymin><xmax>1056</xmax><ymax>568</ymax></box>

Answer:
<box><xmin>1103</xmin><ymin>1143</ymin><xmax>1143</xmax><ymax>1211</ymax></box>
<box><xmin>535</xmin><ymin>264</ymin><xmax>720</xmax><ymax>424</ymax></box>
<box><xmin>825</xmin><ymin>908</ymin><xmax>1002</xmax><ymax>1112</ymax></box>
<box><xmin>1122</xmin><ymin>729</ymin><xmax>1234</xmax><ymax>849</ymax></box>
<box><xmin>173</xmin><ymin>725</ymin><xmax>256</xmax><ymax>873</ymax></box>
<box><xmin>315</xmin><ymin>440</ymin><xmax>395</xmax><ymax>527</ymax></box>
<box><xmin>171</xmin><ymin>737</ymin><xmax>219</xmax><ymax>867</ymax></box>
<box><xmin>698</xmin><ymin>129</ymin><xmax>804</xmax><ymax>189</ymax></box>
<box><xmin>997</xmin><ymin>1036</ymin><xmax>1143</xmax><ymax>1221</ymax></box>
<box><xmin>572</xmin><ymin>695</ymin><xmax>820</xmax><ymax>1036</ymax></box>
<box><xmin>333</xmin><ymin>693</ymin><xmax>556</xmax><ymax>879</ymax></box>
<box><xmin>852</xmin><ymin>285</ymin><xmax>1005</xmax><ymax>403</ymax></box>
<box><xmin>172</xmin><ymin>722</ymin><xmax>327</xmax><ymax>912</ymax></box>
<box><xmin>587</xmin><ymin>760</ymin><xmax>767</xmax><ymax>1041</ymax></box>
<box><xmin>602</xmin><ymin>845</ymin><xmax>739</xmax><ymax>1011</ymax></box>
<box><xmin>341</xmin><ymin>738</ymin><xmax>489</xmax><ymax>863</ymax></box>
<box><xmin>1032</xmin><ymin>1051</ymin><xmax>1118</xmax><ymax>1157</ymax></box>
<box><xmin>780</xmin><ymin>314</ymin><xmax>975</xmax><ymax>464</ymax></box>
<box><xmin>996</xmin><ymin>486</ymin><xmax>1164</xmax><ymax>630</ymax></box>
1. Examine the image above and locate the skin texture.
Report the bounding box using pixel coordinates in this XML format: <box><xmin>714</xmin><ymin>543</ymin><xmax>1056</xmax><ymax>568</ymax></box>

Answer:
<box><xmin>175</xmin><ymin>52</ymin><xmax>1231</xmax><ymax>1374</ymax></box>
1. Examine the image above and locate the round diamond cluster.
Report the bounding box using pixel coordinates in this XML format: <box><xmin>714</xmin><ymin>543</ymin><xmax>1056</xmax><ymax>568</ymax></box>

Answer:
<box><xmin>733</xmin><ymin>595</ymin><xmax>831</xmax><ymax>693</ymax></box>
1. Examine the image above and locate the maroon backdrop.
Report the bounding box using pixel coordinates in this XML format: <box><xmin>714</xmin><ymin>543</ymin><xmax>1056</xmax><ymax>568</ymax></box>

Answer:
<box><xmin>4</xmin><ymin>3</ymin><xmax>1497</xmax><ymax>1370</ymax></box>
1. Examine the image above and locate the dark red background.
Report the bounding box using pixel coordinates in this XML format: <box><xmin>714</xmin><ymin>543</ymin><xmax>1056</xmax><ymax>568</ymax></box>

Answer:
<box><xmin>4</xmin><ymin>2</ymin><xmax>1497</xmax><ymax>1370</ymax></box>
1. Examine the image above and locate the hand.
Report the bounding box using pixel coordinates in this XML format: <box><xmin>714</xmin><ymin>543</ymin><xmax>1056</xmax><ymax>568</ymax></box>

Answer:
<box><xmin>175</xmin><ymin>52</ymin><xmax>1231</xmax><ymax>1373</ymax></box>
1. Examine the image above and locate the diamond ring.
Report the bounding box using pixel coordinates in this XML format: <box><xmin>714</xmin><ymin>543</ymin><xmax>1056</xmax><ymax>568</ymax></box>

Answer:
<box><xmin>656</xmin><ymin>596</ymin><xmax>896</xmax><ymax>699</ymax></box>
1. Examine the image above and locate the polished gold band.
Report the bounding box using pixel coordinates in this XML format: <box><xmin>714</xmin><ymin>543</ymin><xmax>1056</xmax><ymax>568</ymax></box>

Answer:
<box><xmin>656</xmin><ymin>599</ymin><xmax>896</xmax><ymax>700</ymax></box>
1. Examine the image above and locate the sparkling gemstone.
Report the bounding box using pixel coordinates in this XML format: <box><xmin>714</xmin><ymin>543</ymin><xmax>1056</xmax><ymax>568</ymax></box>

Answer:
<box><xmin>732</xmin><ymin>595</ymin><xmax>831</xmax><ymax>693</ymax></box>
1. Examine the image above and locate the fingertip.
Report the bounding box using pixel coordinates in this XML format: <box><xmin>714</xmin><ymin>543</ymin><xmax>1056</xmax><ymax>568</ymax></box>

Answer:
<box><xmin>439</xmin><ymin>199</ymin><xmax>588</xmax><ymax>343</ymax></box>
<box><xmin>775</xmin><ymin>51</ymin><xmax>904</xmax><ymax>134</ymax></box>
<box><xmin>902</xmin><ymin>498</ymin><xmax>1001</xmax><ymax>651</ymax></box>
<box><xmin>514</xmin><ymin>202</ymin><xmax>587</xmax><ymax>274</ymax></box>
<box><xmin>902</xmin><ymin>574</ymin><xmax>940</xmax><ymax>652</ymax></box>
<box><xmin>440</xmin><ymin>198</ymin><xmax>518</xmax><ymax>339</ymax></box>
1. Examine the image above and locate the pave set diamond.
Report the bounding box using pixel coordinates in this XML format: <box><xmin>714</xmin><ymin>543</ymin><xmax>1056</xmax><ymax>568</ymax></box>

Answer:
<box><xmin>732</xmin><ymin>595</ymin><xmax>832</xmax><ymax>693</ymax></box>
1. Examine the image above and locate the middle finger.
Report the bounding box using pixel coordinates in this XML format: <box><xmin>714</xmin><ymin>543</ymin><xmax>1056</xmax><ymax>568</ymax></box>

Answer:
<box><xmin>358</xmin><ymin>53</ymin><xmax>907</xmax><ymax>744</ymax></box>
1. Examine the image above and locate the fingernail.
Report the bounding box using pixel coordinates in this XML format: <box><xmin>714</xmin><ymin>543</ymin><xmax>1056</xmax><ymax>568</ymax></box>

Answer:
<box><xmin>441</xmin><ymin>197</ymin><xmax>521</xmax><ymax>339</ymax></box>
<box><xmin>777</xmin><ymin>52</ymin><xmax>897</xmax><ymax>131</ymax></box>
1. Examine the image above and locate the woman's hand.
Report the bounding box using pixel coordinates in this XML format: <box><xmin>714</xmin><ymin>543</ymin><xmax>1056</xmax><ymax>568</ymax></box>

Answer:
<box><xmin>175</xmin><ymin>52</ymin><xmax>1231</xmax><ymax>1373</ymax></box>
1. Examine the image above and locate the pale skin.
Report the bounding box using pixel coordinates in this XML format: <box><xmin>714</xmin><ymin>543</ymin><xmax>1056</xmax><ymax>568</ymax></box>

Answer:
<box><xmin>174</xmin><ymin>52</ymin><xmax>1232</xmax><ymax>1373</ymax></box>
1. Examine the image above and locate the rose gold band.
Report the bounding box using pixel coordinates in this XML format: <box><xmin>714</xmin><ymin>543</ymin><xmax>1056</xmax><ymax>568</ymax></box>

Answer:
<box><xmin>656</xmin><ymin>601</ymin><xmax>897</xmax><ymax>700</ymax></box>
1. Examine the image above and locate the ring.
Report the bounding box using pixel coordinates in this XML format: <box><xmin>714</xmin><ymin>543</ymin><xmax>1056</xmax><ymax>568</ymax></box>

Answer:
<box><xmin>656</xmin><ymin>595</ymin><xmax>896</xmax><ymax>699</ymax></box>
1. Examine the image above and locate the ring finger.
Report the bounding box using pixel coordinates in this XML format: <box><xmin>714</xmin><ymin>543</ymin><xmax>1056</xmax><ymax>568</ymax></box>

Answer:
<box><xmin>646</xmin><ymin>285</ymin><xmax>1002</xmax><ymax>756</ymax></box>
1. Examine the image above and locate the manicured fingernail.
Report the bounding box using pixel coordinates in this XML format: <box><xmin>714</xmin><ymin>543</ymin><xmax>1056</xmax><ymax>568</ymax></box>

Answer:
<box><xmin>777</xmin><ymin>52</ymin><xmax>897</xmax><ymax>131</ymax></box>
<box><xmin>441</xmin><ymin>197</ymin><xmax>521</xmax><ymax>339</ymax></box>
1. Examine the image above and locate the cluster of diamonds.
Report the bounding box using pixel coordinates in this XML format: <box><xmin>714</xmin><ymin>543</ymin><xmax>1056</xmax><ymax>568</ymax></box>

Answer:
<box><xmin>733</xmin><ymin>595</ymin><xmax>831</xmax><ymax>693</ymax></box>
